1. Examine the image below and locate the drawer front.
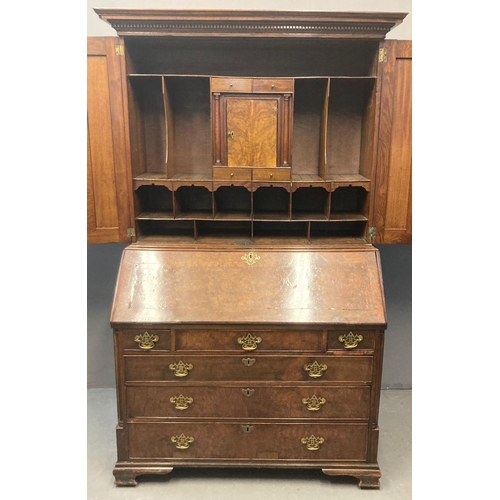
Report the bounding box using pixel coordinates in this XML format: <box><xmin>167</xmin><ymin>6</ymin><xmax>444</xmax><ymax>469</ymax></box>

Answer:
<box><xmin>124</xmin><ymin>355</ymin><xmax>373</xmax><ymax>382</ymax></box>
<box><xmin>175</xmin><ymin>329</ymin><xmax>324</xmax><ymax>352</ymax></box>
<box><xmin>212</xmin><ymin>167</ymin><xmax>252</xmax><ymax>180</ymax></box>
<box><xmin>211</xmin><ymin>78</ymin><xmax>252</xmax><ymax>93</ymax></box>
<box><xmin>328</xmin><ymin>330</ymin><xmax>377</xmax><ymax>351</ymax></box>
<box><xmin>252</xmin><ymin>168</ymin><xmax>291</xmax><ymax>181</ymax></box>
<box><xmin>128</xmin><ymin>421</ymin><xmax>368</xmax><ymax>461</ymax></box>
<box><xmin>127</xmin><ymin>385</ymin><xmax>371</xmax><ymax>419</ymax></box>
<box><xmin>119</xmin><ymin>329</ymin><xmax>171</xmax><ymax>351</ymax></box>
<box><xmin>252</xmin><ymin>78</ymin><xmax>294</xmax><ymax>93</ymax></box>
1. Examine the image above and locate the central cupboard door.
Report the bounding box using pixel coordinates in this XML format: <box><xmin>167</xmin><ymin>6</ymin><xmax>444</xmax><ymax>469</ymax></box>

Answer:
<box><xmin>224</xmin><ymin>97</ymin><xmax>279</xmax><ymax>167</ymax></box>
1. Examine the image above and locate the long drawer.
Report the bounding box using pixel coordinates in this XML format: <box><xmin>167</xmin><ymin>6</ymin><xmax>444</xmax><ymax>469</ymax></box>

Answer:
<box><xmin>126</xmin><ymin>385</ymin><xmax>371</xmax><ymax>419</ymax></box>
<box><xmin>124</xmin><ymin>355</ymin><xmax>373</xmax><ymax>383</ymax></box>
<box><xmin>128</xmin><ymin>421</ymin><xmax>368</xmax><ymax>461</ymax></box>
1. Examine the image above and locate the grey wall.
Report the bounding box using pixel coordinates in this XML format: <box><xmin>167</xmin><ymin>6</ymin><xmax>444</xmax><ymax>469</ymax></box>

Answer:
<box><xmin>87</xmin><ymin>0</ymin><xmax>412</xmax><ymax>389</ymax></box>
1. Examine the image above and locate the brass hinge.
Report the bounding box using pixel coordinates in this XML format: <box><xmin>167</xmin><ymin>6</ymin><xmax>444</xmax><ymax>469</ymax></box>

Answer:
<box><xmin>115</xmin><ymin>45</ymin><xmax>124</xmax><ymax>56</ymax></box>
<box><xmin>378</xmin><ymin>47</ymin><xmax>387</xmax><ymax>63</ymax></box>
<box><xmin>127</xmin><ymin>227</ymin><xmax>136</xmax><ymax>238</ymax></box>
<box><xmin>368</xmin><ymin>227</ymin><xmax>377</xmax><ymax>243</ymax></box>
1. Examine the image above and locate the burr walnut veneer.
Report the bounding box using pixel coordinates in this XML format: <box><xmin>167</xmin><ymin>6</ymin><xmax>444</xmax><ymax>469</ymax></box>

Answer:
<box><xmin>89</xmin><ymin>8</ymin><xmax>411</xmax><ymax>490</ymax></box>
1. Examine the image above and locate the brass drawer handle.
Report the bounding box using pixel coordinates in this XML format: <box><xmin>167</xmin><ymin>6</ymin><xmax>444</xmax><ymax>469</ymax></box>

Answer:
<box><xmin>134</xmin><ymin>331</ymin><xmax>159</xmax><ymax>350</ymax></box>
<box><xmin>170</xmin><ymin>394</ymin><xmax>193</xmax><ymax>410</ymax></box>
<box><xmin>242</xmin><ymin>388</ymin><xmax>255</xmax><ymax>397</ymax></box>
<box><xmin>339</xmin><ymin>332</ymin><xmax>363</xmax><ymax>349</ymax></box>
<box><xmin>169</xmin><ymin>361</ymin><xmax>193</xmax><ymax>377</ymax></box>
<box><xmin>301</xmin><ymin>435</ymin><xmax>324</xmax><ymax>451</ymax></box>
<box><xmin>237</xmin><ymin>333</ymin><xmax>262</xmax><ymax>351</ymax></box>
<box><xmin>241</xmin><ymin>425</ymin><xmax>254</xmax><ymax>433</ymax></box>
<box><xmin>171</xmin><ymin>433</ymin><xmax>194</xmax><ymax>450</ymax></box>
<box><xmin>242</xmin><ymin>358</ymin><xmax>256</xmax><ymax>367</ymax></box>
<box><xmin>304</xmin><ymin>361</ymin><xmax>327</xmax><ymax>378</ymax></box>
<box><xmin>302</xmin><ymin>395</ymin><xmax>326</xmax><ymax>411</ymax></box>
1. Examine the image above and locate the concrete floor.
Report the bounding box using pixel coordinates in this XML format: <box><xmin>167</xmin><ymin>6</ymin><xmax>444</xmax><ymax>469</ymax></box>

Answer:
<box><xmin>88</xmin><ymin>389</ymin><xmax>411</xmax><ymax>499</ymax></box>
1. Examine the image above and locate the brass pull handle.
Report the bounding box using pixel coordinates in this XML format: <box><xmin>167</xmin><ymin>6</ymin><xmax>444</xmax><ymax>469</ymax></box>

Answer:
<box><xmin>230</xmin><ymin>172</ymin><xmax>234</xmax><ymax>178</ymax></box>
<box><xmin>134</xmin><ymin>331</ymin><xmax>159</xmax><ymax>350</ymax></box>
<box><xmin>304</xmin><ymin>361</ymin><xmax>327</xmax><ymax>378</ymax></box>
<box><xmin>302</xmin><ymin>395</ymin><xmax>326</xmax><ymax>411</ymax></box>
<box><xmin>242</xmin><ymin>388</ymin><xmax>255</xmax><ymax>397</ymax></box>
<box><xmin>242</xmin><ymin>358</ymin><xmax>256</xmax><ymax>367</ymax></box>
<box><xmin>241</xmin><ymin>425</ymin><xmax>254</xmax><ymax>433</ymax></box>
<box><xmin>301</xmin><ymin>435</ymin><xmax>324</xmax><ymax>451</ymax></box>
<box><xmin>271</xmin><ymin>84</ymin><xmax>275</xmax><ymax>89</ymax></box>
<box><xmin>169</xmin><ymin>360</ymin><xmax>193</xmax><ymax>377</ymax></box>
<box><xmin>228</xmin><ymin>130</ymin><xmax>235</xmax><ymax>139</ymax></box>
<box><xmin>170</xmin><ymin>394</ymin><xmax>194</xmax><ymax>410</ymax></box>
<box><xmin>237</xmin><ymin>333</ymin><xmax>262</xmax><ymax>351</ymax></box>
<box><xmin>171</xmin><ymin>434</ymin><xmax>194</xmax><ymax>450</ymax></box>
<box><xmin>269</xmin><ymin>173</ymin><xmax>273</xmax><ymax>179</ymax></box>
<box><xmin>338</xmin><ymin>332</ymin><xmax>363</xmax><ymax>349</ymax></box>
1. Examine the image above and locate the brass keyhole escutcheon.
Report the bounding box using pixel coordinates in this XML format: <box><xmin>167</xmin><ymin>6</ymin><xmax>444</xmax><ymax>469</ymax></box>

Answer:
<box><xmin>171</xmin><ymin>434</ymin><xmax>194</xmax><ymax>450</ymax></box>
<box><xmin>242</xmin><ymin>358</ymin><xmax>256</xmax><ymax>367</ymax></box>
<box><xmin>242</xmin><ymin>388</ymin><xmax>255</xmax><ymax>397</ymax></box>
<box><xmin>228</xmin><ymin>130</ymin><xmax>235</xmax><ymax>139</ymax></box>
<box><xmin>134</xmin><ymin>331</ymin><xmax>159</xmax><ymax>350</ymax></box>
<box><xmin>304</xmin><ymin>361</ymin><xmax>327</xmax><ymax>378</ymax></box>
<box><xmin>241</xmin><ymin>425</ymin><xmax>254</xmax><ymax>433</ymax></box>
<box><xmin>237</xmin><ymin>333</ymin><xmax>262</xmax><ymax>351</ymax></box>
<box><xmin>169</xmin><ymin>360</ymin><xmax>193</xmax><ymax>377</ymax></box>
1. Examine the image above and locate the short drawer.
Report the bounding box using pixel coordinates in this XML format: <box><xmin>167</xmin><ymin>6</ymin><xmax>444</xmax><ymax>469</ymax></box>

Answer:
<box><xmin>124</xmin><ymin>355</ymin><xmax>373</xmax><ymax>382</ymax></box>
<box><xmin>128</xmin><ymin>421</ymin><xmax>368</xmax><ymax>461</ymax></box>
<box><xmin>252</xmin><ymin>78</ymin><xmax>294</xmax><ymax>93</ymax></box>
<box><xmin>211</xmin><ymin>77</ymin><xmax>252</xmax><ymax>92</ymax></box>
<box><xmin>252</xmin><ymin>168</ymin><xmax>291</xmax><ymax>181</ymax></box>
<box><xmin>213</xmin><ymin>167</ymin><xmax>252</xmax><ymax>180</ymax></box>
<box><xmin>328</xmin><ymin>330</ymin><xmax>377</xmax><ymax>351</ymax></box>
<box><xmin>118</xmin><ymin>329</ymin><xmax>171</xmax><ymax>351</ymax></box>
<box><xmin>127</xmin><ymin>384</ymin><xmax>371</xmax><ymax>419</ymax></box>
<box><xmin>175</xmin><ymin>329</ymin><xmax>324</xmax><ymax>352</ymax></box>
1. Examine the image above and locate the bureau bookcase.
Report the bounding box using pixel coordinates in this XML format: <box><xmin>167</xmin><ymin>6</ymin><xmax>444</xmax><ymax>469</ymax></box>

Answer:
<box><xmin>88</xmin><ymin>9</ymin><xmax>411</xmax><ymax>489</ymax></box>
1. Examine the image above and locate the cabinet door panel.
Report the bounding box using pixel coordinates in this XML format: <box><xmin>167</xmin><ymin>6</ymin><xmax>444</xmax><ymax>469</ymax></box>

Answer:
<box><xmin>87</xmin><ymin>37</ymin><xmax>132</xmax><ymax>243</ymax></box>
<box><xmin>226</xmin><ymin>98</ymin><xmax>278</xmax><ymax>167</ymax></box>
<box><xmin>374</xmin><ymin>40</ymin><xmax>412</xmax><ymax>244</ymax></box>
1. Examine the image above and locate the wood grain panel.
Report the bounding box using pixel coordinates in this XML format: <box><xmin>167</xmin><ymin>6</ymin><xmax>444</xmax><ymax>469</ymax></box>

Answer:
<box><xmin>87</xmin><ymin>37</ymin><xmax>133</xmax><ymax>243</ymax></box>
<box><xmin>374</xmin><ymin>40</ymin><xmax>412</xmax><ymax>244</ymax></box>
<box><xmin>227</xmin><ymin>98</ymin><xmax>278</xmax><ymax>167</ymax></box>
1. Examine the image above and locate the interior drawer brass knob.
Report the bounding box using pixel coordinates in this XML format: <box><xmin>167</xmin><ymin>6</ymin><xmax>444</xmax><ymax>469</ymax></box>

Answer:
<box><xmin>169</xmin><ymin>360</ymin><xmax>193</xmax><ymax>377</ymax></box>
<box><xmin>338</xmin><ymin>332</ymin><xmax>363</xmax><ymax>349</ymax></box>
<box><xmin>170</xmin><ymin>394</ymin><xmax>194</xmax><ymax>410</ymax></box>
<box><xmin>134</xmin><ymin>331</ymin><xmax>159</xmax><ymax>350</ymax></box>
<box><xmin>171</xmin><ymin>434</ymin><xmax>194</xmax><ymax>450</ymax></box>
<box><xmin>301</xmin><ymin>435</ymin><xmax>324</xmax><ymax>451</ymax></box>
<box><xmin>237</xmin><ymin>333</ymin><xmax>262</xmax><ymax>351</ymax></box>
<box><xmin>304</xmin><ymin>361</ymin><xmax>328</xmax><ymax>378</ymax></box>
<box><xmin>302</xmin><ymin>395</ymin><xmax>326</xmax><ymax>411</ymax></box>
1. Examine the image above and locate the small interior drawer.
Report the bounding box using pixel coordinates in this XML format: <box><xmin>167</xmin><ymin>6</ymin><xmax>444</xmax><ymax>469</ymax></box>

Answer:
<box><xmin>211</xmin><ymin>78</ymin><xmax>252</xmax><ymax>92</ymax></box>
<box><xmin>213</xmin><ymin>167</ymin><xmax>252</xmax><ymax>180</ymax></box>
<box><xmin>252</xmin><ymin>78</ymin><xmax>294</xmax><ymax>93</ymax></box>
<box><xmin>252</xmin><ymin>168</ymin><xmax>291</xmax><ymax>181</ymax></box>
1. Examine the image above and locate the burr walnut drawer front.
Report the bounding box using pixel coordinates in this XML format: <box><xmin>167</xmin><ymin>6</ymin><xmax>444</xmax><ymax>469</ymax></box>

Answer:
<box><xmin>119</xmin><ymin>329</ymin><xmax>171</xmax><ymax>351</ymax></box>
<box><xmin>124</xmin><ymin>355</ymin><xmax>373</xmax><ymax>382</ymax></box>
<box><xmin>126</xmin><ymin>385</ymin><xmax>371</xmax><ymax>419</ymax></box>
<box><xmin>328</xmin><ymin>330</ymin><xmax>377</xmax><ymax>352</ymax></box>
<box><xmin>175</xmin><ymin>329</ymin><xmax>324</xmax><ymax>352</ymax></box>
<box><xmin>128</xmin><ymin>421</ymin><xmax>368</xmax><ymax>461</ymax></box>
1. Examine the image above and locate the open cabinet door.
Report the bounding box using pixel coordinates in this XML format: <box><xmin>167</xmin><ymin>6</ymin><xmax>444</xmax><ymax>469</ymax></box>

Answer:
<box><xmin>374</xmin><ymin>40</ymin><xmax>412</xmax><ymax>244</ymax></box>
<box><xmin>87</xmin><ymin>37</ymin><xmax>133</xmax><ymax>243</ymax></box>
